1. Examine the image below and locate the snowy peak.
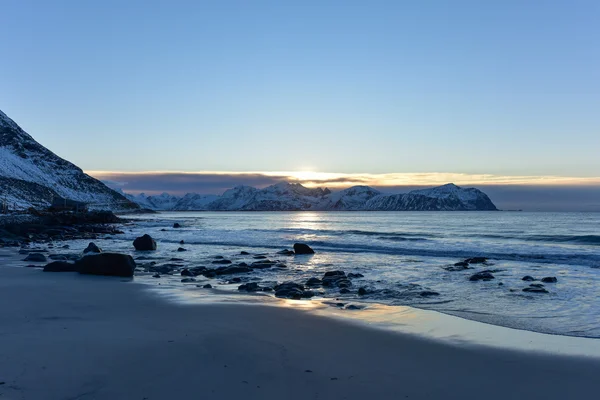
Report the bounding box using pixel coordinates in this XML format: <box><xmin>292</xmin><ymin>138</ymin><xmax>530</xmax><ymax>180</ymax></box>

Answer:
<box><xmin>127</xmin><ymin>183</ymin><xmax>497</xmax><ymax>211</ymax></box>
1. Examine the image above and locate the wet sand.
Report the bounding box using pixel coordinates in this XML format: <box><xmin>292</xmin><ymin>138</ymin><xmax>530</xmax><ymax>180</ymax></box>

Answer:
<box><xmin>1</xmin><ymin>254</ymin><xmax>599</xmax><ymax>400</ymax></box>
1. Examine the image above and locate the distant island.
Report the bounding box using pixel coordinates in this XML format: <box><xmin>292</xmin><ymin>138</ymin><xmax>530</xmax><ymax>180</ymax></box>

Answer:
<box><xmin>0</xmin><ymin>109</ymin><xmax>497</xmax><ymax>212</ymax></box>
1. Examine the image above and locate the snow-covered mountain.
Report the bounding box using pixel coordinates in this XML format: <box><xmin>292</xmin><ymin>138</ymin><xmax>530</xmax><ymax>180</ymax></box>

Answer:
<box><xmin>364</xmin><ymin>183</ymin><xmax>497</xmax><ymax>211</ymax></box>
<box><xmin>127</xmin><ymin>182</ymin><xmax>497</xmax><ymax>211</ymax></box>
<box><xmin>0</xmin><ymin>109</ymin><xmax>138</xmax><ymax>211</ymax></box>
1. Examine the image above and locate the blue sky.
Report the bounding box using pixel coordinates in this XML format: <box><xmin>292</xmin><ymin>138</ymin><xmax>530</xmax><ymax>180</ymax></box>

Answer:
<box><xmin>1</xmin><ymin>0</ymin><xmax>599</xmax><ymax>182</ymax></box>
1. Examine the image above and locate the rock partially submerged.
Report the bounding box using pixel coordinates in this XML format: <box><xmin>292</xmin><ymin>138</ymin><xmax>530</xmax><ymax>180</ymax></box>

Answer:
<box><xmin>469</xmin><ymin>271</ymin><xmax>495</xmax><ymax>281</ymax></box>
<box><xmin>541</xmin><ymin>277</ymin><xmax>558</xmax><ymax>283</ymax></box>
<box><xmin>133</xmin><ymin>234</ymin><xmax>157</xmax><ymax>251</ymax></box>
<box><xmin>293</xmin><ymin>243</ymin><xmax>314</xmax><ymax>255</ymax></box>
<box><xmin>274</xmin><ymin>282</ymin><xmax>314</xmax><ymax>299</ymax></box>
<box><xmin>75</xmin><ymin>253</ymin><xmax>136</xmax><ymax>277</ymax></box>
<box><xmin>23</xmin><ymin>253</ymin><xmax>47</xmax><ymax>262</ymax></box>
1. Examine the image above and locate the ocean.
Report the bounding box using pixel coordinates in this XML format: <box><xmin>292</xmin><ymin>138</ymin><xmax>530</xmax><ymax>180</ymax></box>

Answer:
<box><xmin>87</xmin><ymin>211</ymin><xmax>600</xmax><ymax>338</ymax></box>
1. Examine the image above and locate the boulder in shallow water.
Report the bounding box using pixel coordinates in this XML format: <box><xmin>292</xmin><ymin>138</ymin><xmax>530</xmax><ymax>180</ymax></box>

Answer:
<box><xmin>212</xmin><ymin>259</ymin><xmax>232</xmax><ymax>265</ymax></box>
<box><xmin>306</xmin><ymin>277</ymin><xmax>322</xmax><ymax>287</ymax></box>
<box><xmin>274</xmin><ymin>282</ymin><xmax>313</xmax><ymax>299</ymax></box>
<box><xmin>277</xmin><ymin>249</ymin><xmax>295</xmax><ymax>256</ymax></box>
<box><xmin>348</xmin><ymin>273</ymin><xmax>364</xmax><ymax>279</ymax></box>
<box><xmin>133</xmin><ymin>234</ymin><xmax>157</xmax><ymax>251</ymax></box>
<box><xmin>203</xmin><ymin>284</ymin><xmax>213</xmax><ymax>288</ymax></box>
<box><xmin>464</xmin><ymin>257</ymin><xmax>488</xmax><ymax>264</ymax></box>
<box><xmin>523</xmin><ymin>287</ymin><xmax>549</xmax><ymax>294</ymax></box>
<box><xmin>181</xmin><ymin>268</ymin><xmax>194</xmax><ymax>277</ymax></box>
<box><xmin>173</xmin><ymin>223</ymin><xmax>181</xmax><ymax>228</ymax></box>
<box><xmin>181</xmin><ymin>277</ymin><xmax>196</xmax><ymax>283</ymax></box>
<box><xmin>541</xmin><ymin>277</ymin><xmax>558</xmax><ymax>283</ymax></box>
<box><xmin>419</xmin><ymin>291</ymin><xmax>440</xmax><ymax>297</ymax></box>
<box><xmin>358</xmin><ymin>287</ymin><xmax>368</xmax><ymax>296</ymax></box>
<box><xmin>469</xmin><ymin>271</ymin><xmax>495</xmax><ymax>281</ymax></box>
<box><xmin>24</xmin><ymin>253</ymin><xmax>47</xmax><ymax>262</ymax></box>
<box><xmin>75</xmin><ymin>253</ymin><xmax>136</xmax><ymax>277</ymax></box>
<box><xmin>83</xmin><ymin>242</ymin><xmax>101</xmax><ymax>254</ymax></box>
<box><xmin>522</xmin><ymin>276</ymin><xmax>536</xmax><ymax>282</ymax></box>
<box><xmin>238</xmin><ymin>282</ymin><xmax>262</xmax><ymax>292</ymax></box>
<box><xmin>43</xmin><ymin>261</ymin><xmax>76</xmax><ymax>272</ymax></box>
<box><xmin>293</xmin><ymin>243</ymin><xmax>314</xmax><ymax>255</ymax></box>
<box><xmin>177</xmin><ymin>247</ymin><xmax>187</xmax><ymax>252</ymax></box>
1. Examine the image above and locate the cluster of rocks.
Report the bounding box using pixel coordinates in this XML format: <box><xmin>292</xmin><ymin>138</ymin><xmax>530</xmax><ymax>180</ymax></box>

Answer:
<box><xmin>0</xmin><ymin>211</ymin><xmax>124</xmax><ymax>247</ymax></box>
<box><xmin>444</xmin><ymin>256</ymin><xmax>560</xmax><ymax>295</ymax></box>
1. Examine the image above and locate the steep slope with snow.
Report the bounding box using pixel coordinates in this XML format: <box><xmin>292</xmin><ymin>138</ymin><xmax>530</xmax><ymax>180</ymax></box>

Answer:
<box><xmin>127</xmin><ymin>183</ymin><xmax>497</xmax><ymax>211</ymax></box>
<box><xmin>0</xmin><ymin>109</ymin><xmax>138</xmax><ymax>211</ymax></box>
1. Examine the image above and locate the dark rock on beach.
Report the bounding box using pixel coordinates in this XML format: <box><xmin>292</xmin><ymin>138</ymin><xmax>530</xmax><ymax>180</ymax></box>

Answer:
<box><xmin>293</xmin><ymin>243</ymin><xmax>314</xmax><ymax>255</ymax></box>
<box><xmin>274</xmin><ymin>282</ymin><xmax>314</xmax><ymax>299</ymax></box>
<box><xmin>83</xmin><ymin>242</ymin><xmax>102</xmax><ymax>254</ymax></box>
<box><xmin>75</xmin><ymin>253</ymin><xmax>136</xmax><ymax>277</ymax></box>
<box><xmin>133</xmin><ymin>234</ymin><xmax>157</xmax><ymax>251</ymax></box>
<box><xmin>469</xmin><ymin>271</ymin><xmax>495</xmax><ymax>281</ymax></box>
<box><xmin>23</xmin><ymin>253</ymin><xmax>47</xmax><ymax>262</ymax></box>
<box><xmin>43</xmin><ymin>261</ymin><xmax>76</xmax><ymax>272</ymax></box>
<box><xmin>358</xmin><ymin>287</ymin><xmax>368</xmax><ymax>296</ymax></box>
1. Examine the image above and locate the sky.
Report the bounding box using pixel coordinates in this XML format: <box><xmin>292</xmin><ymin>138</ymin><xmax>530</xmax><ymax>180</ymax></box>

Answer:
<box><xmin>1</xmin><ymin>0</ymin><xmax>599</xmax><ymax>210</ymax></box>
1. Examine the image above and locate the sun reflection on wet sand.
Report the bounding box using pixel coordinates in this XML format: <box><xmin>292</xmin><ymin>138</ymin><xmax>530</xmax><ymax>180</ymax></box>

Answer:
<box><xmin>136</xmin><ymin>275</ymin><xmax>600</xmax><ymax>359</ymax></box>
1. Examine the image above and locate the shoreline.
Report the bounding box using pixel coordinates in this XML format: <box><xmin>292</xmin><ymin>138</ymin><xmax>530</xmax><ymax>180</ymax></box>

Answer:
<box><xmin>4</xmin><ymin>246</ymin><xmax>600</xmax><ymax>356</ymax></box>
<box><xmin>1</xmin><ymin>256</ymin><xmax>600</xmax><ymax>399</ymax></box>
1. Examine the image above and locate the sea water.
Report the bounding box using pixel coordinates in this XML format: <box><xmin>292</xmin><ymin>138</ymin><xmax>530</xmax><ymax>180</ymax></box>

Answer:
<box><xmin>87</xmin><ymin>211</ymin><xmax>600</xmax><ymax>338</ymax></box>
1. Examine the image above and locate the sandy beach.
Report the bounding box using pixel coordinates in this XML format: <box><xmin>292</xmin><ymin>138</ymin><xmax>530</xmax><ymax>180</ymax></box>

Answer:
<box><xmin>1</xmin><ymin>252</ymin><xmax>599</xmax><ymax>400</ymax></box>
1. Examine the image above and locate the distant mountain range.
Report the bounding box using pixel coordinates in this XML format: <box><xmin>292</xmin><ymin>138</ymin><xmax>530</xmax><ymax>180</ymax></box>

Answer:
<box><xmin>125</xmin><ymin>182</ymin><xmax>498</xmax><ymax>211</ymax></box>
<box><xmin>0</xmin><ymin>109</ymin><xmax>138</xmax><ymax>211</ymax></box>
